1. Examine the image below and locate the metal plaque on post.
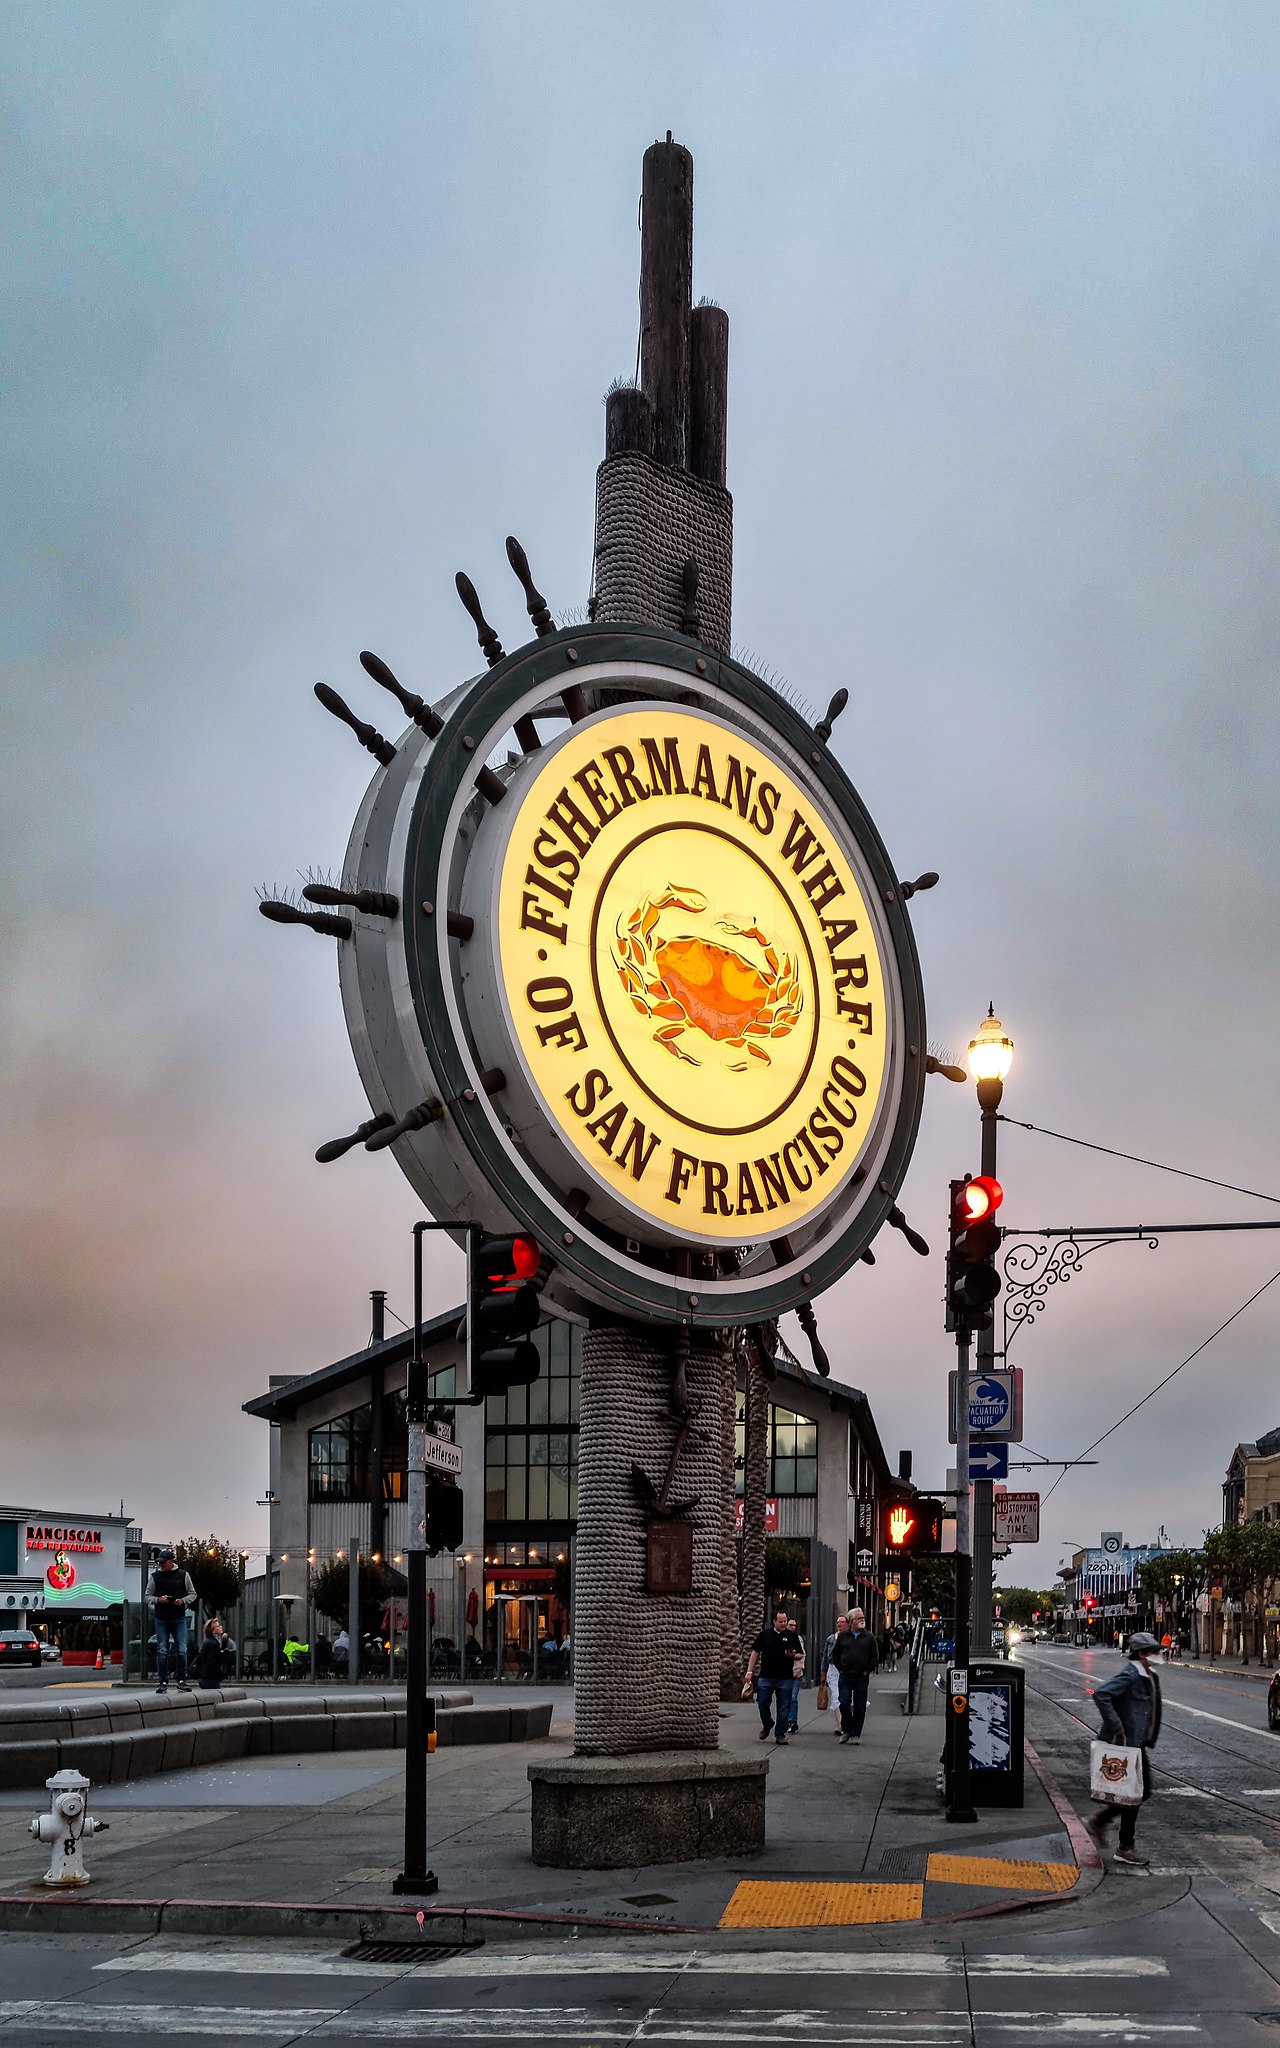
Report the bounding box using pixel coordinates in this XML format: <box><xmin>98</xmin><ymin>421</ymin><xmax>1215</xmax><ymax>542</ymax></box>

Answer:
<box><xmin>646</xmin><ymin>1518</ymin><xmax>694</xmax><ymax>1594</ymax></box>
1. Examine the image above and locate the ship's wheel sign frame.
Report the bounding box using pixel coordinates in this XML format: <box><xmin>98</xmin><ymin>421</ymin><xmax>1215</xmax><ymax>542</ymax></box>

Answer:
<box><xmin>339</xmin><ymin>622</ymin><xmax>926</xmax><ymax>1326</ymax></box>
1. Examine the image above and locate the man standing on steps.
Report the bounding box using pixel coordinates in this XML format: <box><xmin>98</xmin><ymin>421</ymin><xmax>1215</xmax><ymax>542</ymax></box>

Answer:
<box><xmin>742</xmin><ymin>1609</ymin><xmax>800</xmax><ymax>1746</ymax></box>
<box><xmin>145</xmin><ymin>1545</ymin><xmax>197</xmax><ymax>1693</ymax></box>
<box><xmin>1087</xmin><ymin>1629</ymin><xmax>1163</xmax><ymax>1867</ymax></box>
<box><xmin>832</xmin><ymin>1604</ymin><xmax>879</xmax><ymax>1745</ymax></box>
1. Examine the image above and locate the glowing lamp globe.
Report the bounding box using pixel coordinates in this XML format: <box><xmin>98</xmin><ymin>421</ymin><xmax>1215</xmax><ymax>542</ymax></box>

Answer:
<box><xmin>967</xmin><ymin>1007</ymin><xmax>1014</xmax><ymax>1086</ymax></box>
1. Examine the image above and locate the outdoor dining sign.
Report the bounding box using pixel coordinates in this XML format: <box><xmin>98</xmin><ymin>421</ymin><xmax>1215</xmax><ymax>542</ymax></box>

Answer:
<box><xmin>336</xmin><ymin>621</ymin><xmax>926</xmax><ymax>1328</ymax></box>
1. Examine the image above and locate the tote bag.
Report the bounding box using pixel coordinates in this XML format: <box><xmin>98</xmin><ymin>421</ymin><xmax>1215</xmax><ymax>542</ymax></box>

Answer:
<box><xmin>816</xmin><ymin>1679</ymin><xmax>830</xmax><ymax>1712</ymax></box>
<box><xmin>1089</xmin><ymin>1739</ymin><xmax>1143</xmax><ymax>1807</ymax></box>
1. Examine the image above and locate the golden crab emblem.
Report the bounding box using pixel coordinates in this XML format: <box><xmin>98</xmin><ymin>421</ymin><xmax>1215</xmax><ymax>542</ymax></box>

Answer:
<box><xmin>612</xmin><ymin>885</ymin><xmax>804</xmax><ymax>1069</ymax></box>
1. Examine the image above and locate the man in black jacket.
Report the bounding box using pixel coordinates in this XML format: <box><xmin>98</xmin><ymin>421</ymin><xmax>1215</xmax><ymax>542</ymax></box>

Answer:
<box><xmin>1087</xmin><ymin>1630</ymin><xmax>1162</xmax><ymax>1866</ymax></box>
<box><xmin>831</xmin><ymin>1604</ymin><xmax>879</xmax><ymax>1744</ymax></box>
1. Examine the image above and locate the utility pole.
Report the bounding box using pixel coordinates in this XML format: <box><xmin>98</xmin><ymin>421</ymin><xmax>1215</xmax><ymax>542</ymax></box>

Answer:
<box><xmin>369</xmin><ymin>1289</ymin><xmax>387</xmax><ymax>1566</ymax></box>
<box><xmin>966</xmin><ymin>1008</ymin><xmax>1014</xmax><ymax>1655</ymax></box>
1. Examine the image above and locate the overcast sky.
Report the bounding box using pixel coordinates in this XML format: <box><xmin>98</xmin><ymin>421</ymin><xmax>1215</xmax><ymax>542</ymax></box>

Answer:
<box><xmin>4</xmin><ymin>5</ymin><xmax>1278</xmax><ymax>1588</ymax></box>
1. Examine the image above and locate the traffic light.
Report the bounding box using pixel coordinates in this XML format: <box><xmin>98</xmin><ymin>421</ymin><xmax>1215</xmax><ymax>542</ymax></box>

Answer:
<box><xmin>468</xmin><ymin>1231</ymin><xmax>543</xmax><ymax>1395</ymax></box>
<box><xmin>945</xmin><ymin>1175</ymin><xmax>1004</xmax><ymax>1334</ymax></box>
<box><xmin>425</xmin><ymin>1480</ymin><xmax>464</xmax><ymax>1556</ymax></box>
<box><xmin>880</xmin><ymin>1496</ymin><xmax>944</xmax><ymax>1556</ymax></box>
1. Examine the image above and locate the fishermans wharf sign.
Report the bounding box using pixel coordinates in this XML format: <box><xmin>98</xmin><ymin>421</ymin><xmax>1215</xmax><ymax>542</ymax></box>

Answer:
<box><xmin>335</xmin><ymin>623</ymin><xmax>927</xmax><ymax>1327</ymax></box>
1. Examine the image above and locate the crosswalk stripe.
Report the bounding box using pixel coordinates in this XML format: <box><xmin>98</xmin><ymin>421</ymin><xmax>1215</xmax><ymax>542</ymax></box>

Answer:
<box><xmin>94</xmin><ymin>1945</ymin><xmax>1170</xmax><ymax>1981</ymax></box>
<box><xmin>0</xmin><ymin>2005</ymin><xmax>1204</xmax><ymax>2043</ymax></box>
<box><xmin>1162</xmin><ymin>1697</ymin><xmax>1280</xmax><ymax>1739</ymax></box>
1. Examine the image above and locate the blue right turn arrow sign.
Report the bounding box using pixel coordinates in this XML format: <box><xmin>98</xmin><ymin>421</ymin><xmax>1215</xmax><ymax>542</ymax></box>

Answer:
<box><xmin>967</xmin><ymin>1442</ymin><xmax>1009</xmax><ymax>1481</ymax></box>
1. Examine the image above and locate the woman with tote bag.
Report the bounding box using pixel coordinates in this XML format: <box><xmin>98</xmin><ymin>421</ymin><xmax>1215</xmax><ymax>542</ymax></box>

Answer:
<box><xmin>1086</xmin><ymin>1631</ymin><xmax>1162</xmax><ymax>1867</ymax></box>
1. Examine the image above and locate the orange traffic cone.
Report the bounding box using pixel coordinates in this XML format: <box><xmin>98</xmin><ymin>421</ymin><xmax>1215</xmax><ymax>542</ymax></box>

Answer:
<box><xmin>94</xmin><ymin>1649</ymin><xmax>103</xmax><ymax>1669</ymax></box>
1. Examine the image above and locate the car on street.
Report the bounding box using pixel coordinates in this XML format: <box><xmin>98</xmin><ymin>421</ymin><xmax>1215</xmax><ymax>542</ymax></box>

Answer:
<box><xmin>0</xmin><ymin>1629</ymin><xmax>43</xmax><ymax>1668</ymax></box>
<box><xmin>1268</xmin><ymin>1669</ymin><xmax>1280</xmax><ymax>1731</ymax></box>
<box><xmin>38</xmin><ymin>1642</ymin><xmax>60</xmax><ymax>1663</ymax></box>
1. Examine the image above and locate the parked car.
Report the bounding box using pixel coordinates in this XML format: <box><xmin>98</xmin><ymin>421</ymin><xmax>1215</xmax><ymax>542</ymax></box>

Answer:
<box><xmin>1268</xmin><ymin>1669</ymin><xmax>1280</xmax><ymax>1731</ymax></box>
<box><xmin>38</xmin><ymin>1642</ymin><xmax>60</xmax><ymax>1663</ymax></box>
<box><xmin>0</xmin><ymin>1629</ymin><xmax>43</xmax><ymax>1668</ymax></box>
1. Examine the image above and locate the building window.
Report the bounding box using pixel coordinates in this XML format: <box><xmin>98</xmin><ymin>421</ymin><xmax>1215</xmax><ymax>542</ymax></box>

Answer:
<box><xmin>308</xmin><ymin>1366</ymin><xmax>455</xmax><ymax>1504</ymax></box>
<box><xmin>769</xmin><ymin>1405</ymin><xmax>817</xmax><ymax>1496</ymax></box>
<box><xmin>485</xmin><ymin>1322</ymin><xmax>580</xmax><ymax>1526</ymax></box>
<box><xmin>308</xmin><ymin>1408</ymin><xmax>371</xmax><ymax>1502</ymax></box>
<box><xmin>733</xmin><ymin>1400</ymin><xmax>818</xmax><ymax>1497</ymax></box>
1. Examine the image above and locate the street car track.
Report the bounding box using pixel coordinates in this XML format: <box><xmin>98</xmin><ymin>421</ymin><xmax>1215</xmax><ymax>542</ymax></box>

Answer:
<box><xmin>1018</xmin><ymin>1659</ymin><xmax>1280</xmax><ymax>1831</ymax></box>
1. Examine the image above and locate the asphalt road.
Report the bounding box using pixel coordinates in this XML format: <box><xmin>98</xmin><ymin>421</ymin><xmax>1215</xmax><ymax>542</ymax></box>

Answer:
<box><xmin>4</xmin><ymin>1648</ymin><xmax>1280</xmax><ymax>2044</ymax></box>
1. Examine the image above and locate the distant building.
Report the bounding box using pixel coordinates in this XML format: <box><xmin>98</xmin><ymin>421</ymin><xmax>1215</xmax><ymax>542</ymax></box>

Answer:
<box><xmin>0</xmin><ymin>1506</ymin><xmax>143</xmax><ymax>1656</ymax></box>
<box><xmin>1063</xmin><ymin>1541</ymin><xmax>1174</xmax><ymax>1631</ymax></box>
<box><xmin>1223</xmin><ymin>1429</ymin><xmax>1280</xmax><ymax>1527</ymax></box>
<box><xmin>244</xmin><ymin>1299</ymin><xmax>903</xmax><ymax>1669</ymax></box>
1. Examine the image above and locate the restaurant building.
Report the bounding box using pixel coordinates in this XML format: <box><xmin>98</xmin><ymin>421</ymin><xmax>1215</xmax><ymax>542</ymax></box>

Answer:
<box><xmin>0</xmin><ymin>1506</ymin><xmax>143</xmax><ymax>1654</ymax></box>
<box><xmin>246</xmin><ymin>1295</ymin><xmax>904</xmax><ymax>1667</ymax></box>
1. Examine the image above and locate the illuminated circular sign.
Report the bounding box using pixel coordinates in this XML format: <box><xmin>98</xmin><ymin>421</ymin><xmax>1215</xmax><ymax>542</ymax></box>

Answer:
<box><xmin>338</xmin><ymin>625</ymin><xmax>926</xmax><ymax>1325</ymax></box>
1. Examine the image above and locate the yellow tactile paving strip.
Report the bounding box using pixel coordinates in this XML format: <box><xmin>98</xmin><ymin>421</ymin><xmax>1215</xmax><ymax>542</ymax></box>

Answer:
<box><xmin>925</xmin><ymin>1853</ymin><xmax>1078</xmax><ymax>1892</ymax></box>
<box><xmin>719</xmin><ymin>1881</ymin><xmax>924</xmax><ymax>1927</ymax></box>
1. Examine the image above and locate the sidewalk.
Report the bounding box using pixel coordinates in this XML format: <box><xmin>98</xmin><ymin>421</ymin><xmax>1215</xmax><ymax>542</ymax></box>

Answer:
<box><xmin>0</xmin><ymin>1674</ymin><xmax>1091</xmax><ymax>1939</ymax></box>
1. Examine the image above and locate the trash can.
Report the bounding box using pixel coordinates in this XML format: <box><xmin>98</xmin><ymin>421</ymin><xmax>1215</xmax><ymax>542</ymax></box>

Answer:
<box><xmin>967</xmin><ymin>1658</ymin><xmax>1025</xmax><ymax>1807</ymax></box>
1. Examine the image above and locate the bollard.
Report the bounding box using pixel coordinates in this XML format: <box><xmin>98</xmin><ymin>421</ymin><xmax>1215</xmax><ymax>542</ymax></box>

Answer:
<box><xmin>29</xmin><ymin>1769</ymin><xmax>109</xmax><ymax>1886</ymax></box>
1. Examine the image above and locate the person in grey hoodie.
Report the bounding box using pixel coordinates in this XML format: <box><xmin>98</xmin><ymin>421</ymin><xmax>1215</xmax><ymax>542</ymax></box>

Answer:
<box><xmin>1086</xmin><ymin>1630</ymin><xmax>1162</xmax><ymax>1866</ymax></box>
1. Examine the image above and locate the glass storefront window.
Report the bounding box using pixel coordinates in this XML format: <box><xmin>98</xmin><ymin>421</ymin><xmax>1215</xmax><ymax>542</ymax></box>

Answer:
<box><xmin>484</xmin><ymin>1325</ymin><xmax>580</xmax><ymax>1533</ymax></box>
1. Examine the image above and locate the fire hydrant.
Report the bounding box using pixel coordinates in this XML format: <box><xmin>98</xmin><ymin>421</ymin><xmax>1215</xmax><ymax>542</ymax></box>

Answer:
<box><xmin>29</xmin><ymin>1768</ymin><xmax>108</xmax><ymax>1886</ymax></box>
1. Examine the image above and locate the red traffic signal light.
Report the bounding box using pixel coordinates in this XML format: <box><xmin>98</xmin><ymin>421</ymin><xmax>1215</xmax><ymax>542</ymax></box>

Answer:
<box><xmin>468</xmin><ymin>1231</ymin><xmax>543</xmax><ymax>1394</ymax></box>
<box><xmin>476</xmin><ymin>1234</ymin><xmax>540</xmax><ymax>1288</ymax></box>
<box><xmin>956</xmin><ymin>1175</ymin><xmax>1002</xmax><ymax>1226</ymax></box>
<box><xmin>946</xmin><ymin>1175</ymin><xmax>1005</xmax><ymax>1334</ymax></box>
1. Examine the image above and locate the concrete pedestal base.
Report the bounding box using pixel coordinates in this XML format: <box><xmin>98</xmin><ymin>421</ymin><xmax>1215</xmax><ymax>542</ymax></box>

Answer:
<box><xmin>528</xmin><ymin>1750</ymin><xmax>767</xmax><ymax>1868</ymax></box>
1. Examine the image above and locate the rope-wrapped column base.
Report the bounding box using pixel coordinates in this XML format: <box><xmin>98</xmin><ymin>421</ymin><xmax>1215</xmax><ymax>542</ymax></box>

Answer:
<box><xmin>574</xmin><ymin>1317</ymin><xmax>729</xmax><ymax>1755</ymax></box>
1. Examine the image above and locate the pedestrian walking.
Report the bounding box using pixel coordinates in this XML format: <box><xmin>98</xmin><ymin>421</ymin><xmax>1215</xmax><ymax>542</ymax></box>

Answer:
<box><xmin>831</xmin><ymin>1604</ymin><xmax>879</xmax><ymax>1744</ymax></box>
<box><xmin>145</xmin><ymin>1545</ymin><xmax>197</xmax><ymax>1693</ymax></box>
<box><xmin>782</xmin><ymin>1614</ymin><xmax>805</xmax><ymax>1732</ymax></box>
<box><xmin>821</xmin><ymin>1614</ymin><xmax>849</xmax><ymax>1734</ymax></box>
<box><xmin>1086</xmin><ymin>1630</ymin><xmax>1162</xmax><ymax>1867</ymax></box>
<box><xmin>195</xmin><ymin>1620</ymin><xmax>225</xmax><ymax>1690</ymax></box>
<box><xmin>743</xmin><ymin>1609</ymin><xmax>800</xmax><ymax>1745</ymax></box>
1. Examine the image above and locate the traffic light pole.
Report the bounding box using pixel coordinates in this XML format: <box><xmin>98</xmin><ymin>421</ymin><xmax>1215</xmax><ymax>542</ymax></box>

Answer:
<box><xmin>971</xmin><ymin>1078</ymin><xmax>1002</xmax><ymax>1657</ymax></box>
<box><xmin>947</xmin><ymin>1328</ymin><xmax>977</xmax><ymax>1824</ymax></box>
<box><xmin>395</xmin><ymin>1218</ymin><xmax>441</xmax><ymax>1897</ymax></box>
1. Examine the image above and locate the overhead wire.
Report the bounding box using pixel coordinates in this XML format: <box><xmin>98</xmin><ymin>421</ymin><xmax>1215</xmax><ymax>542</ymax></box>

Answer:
<box><xmin>1040</xmin><ymin>1265</ymin><xmax>1280</xmax><ymax>1504</ymax></box>
<box><xmin>997</xmin><ymin>1115</ymin><xmax>1280</xmax><ymax>1207</ymax></box>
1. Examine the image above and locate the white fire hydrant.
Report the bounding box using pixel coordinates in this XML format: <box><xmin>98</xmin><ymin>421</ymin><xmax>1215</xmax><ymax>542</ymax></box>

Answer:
<box><xmin>29</xmin><ymin>1768</ymin><xmax>109</xmax><ymax>1886</ymax></box>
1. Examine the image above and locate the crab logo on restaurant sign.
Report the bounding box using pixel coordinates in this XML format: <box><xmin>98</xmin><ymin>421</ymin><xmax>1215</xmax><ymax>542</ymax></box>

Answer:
<box><xmin>338</xmin><ymin>627</ymin><xmax>926</xmax><ymax>1325</ymax></box>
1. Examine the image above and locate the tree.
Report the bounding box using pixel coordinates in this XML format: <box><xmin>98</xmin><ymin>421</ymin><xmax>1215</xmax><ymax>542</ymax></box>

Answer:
<box><xmin>311</xmin><ymin>1554</ymin><xmax>395</xmax><ymax>1637</ymax></box>
<box><xmin>173</xmin><ymin>1536</ymin><xmax>243</xmax><ymax>1615</ymax></box>
<box><xmin>996</xmin><ymin>1587</ymin><xmax>1059</xmax><ymax>1627</ymax></box>
<box><xmin>764</xmin><ymin>1539</ymin><xmax>811</xmax><ymax>1599</ymax></box>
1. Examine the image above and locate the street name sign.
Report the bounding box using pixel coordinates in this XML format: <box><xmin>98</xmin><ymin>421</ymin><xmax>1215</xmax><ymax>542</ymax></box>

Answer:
<box><xmin>968</xmin><ymin>1443</ymin><xmax>1008</xmax><ymax>1481</ymax></box>
<box><xmin>421</xmin><ymin>1433</ymin><xmax>464</xmax><ymax>1478</ymax></box>
<box><xmin>993</xmin><ymin>1490</ymin><xmax>1039</xmax><ymax>1544</ymax></box>
<box><xmin>948</xmin><ymin>1367</ymin><xmax>1023</xmax><ymax>1444</ymax></box>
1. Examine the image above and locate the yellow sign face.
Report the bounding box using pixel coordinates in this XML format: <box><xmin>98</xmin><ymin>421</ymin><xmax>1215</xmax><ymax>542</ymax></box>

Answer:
<box><xmin>495</xmin><ymin>707</ymin><xmax>889</xmax><ymax>1242</ymax></box>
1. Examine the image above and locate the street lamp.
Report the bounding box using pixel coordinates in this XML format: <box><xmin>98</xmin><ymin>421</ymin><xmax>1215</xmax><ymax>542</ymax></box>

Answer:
<box><xmin>966</xmin><ymin>1006</ymin><xmax>1014</xmax><ymax>1656</ymax></box>
<box><xmin>967</xmin><ymin>1005</ymin><xmax>1014</xmax><ymax>1101</ymax></box>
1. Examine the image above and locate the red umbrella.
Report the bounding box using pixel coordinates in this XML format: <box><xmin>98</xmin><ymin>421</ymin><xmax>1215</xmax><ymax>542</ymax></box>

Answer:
<box><xmin>428</xmin><ymin>1588</ymin><xmax>436</xmax><ymax>1626</ymax></box>
<box><xmin>466</xmin><ymin>1588</ymin><xmax>479</xmax><ymax>1627</ymax></box>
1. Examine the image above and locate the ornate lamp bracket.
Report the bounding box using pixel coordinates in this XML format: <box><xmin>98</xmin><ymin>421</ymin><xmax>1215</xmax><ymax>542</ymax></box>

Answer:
<box><xmin>1001</xmin><ymin>1232</ymin><xmax>1160</xmax><ymax>1355</ymax></box>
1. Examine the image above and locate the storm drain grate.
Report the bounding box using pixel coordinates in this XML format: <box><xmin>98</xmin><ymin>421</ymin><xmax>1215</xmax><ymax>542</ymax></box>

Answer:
<box><xmin>621</xmin><ymin>1893</ymin><xmax>676</xmax><ymax>1907</ymax></box>
<box><xmin>342</xmin><ymin>1941</ymin><xmax>471</xmax><ymax>1965</ymax></box>
<box><xmin>876</xmin><ymin>1848</ymin><xmax>929</xmax><ymax>1880</ymax></box>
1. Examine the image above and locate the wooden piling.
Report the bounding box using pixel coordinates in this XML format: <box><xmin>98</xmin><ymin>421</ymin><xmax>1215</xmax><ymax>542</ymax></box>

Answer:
<box><xmin>689</xmin><ymin>304</ymin><xmax>729</xmax><ymax>486</ymax></box>
<box><xmin>640</xmin><ymin>135</ymin><xmax>693</xmax><ymax>470</ymax></box>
